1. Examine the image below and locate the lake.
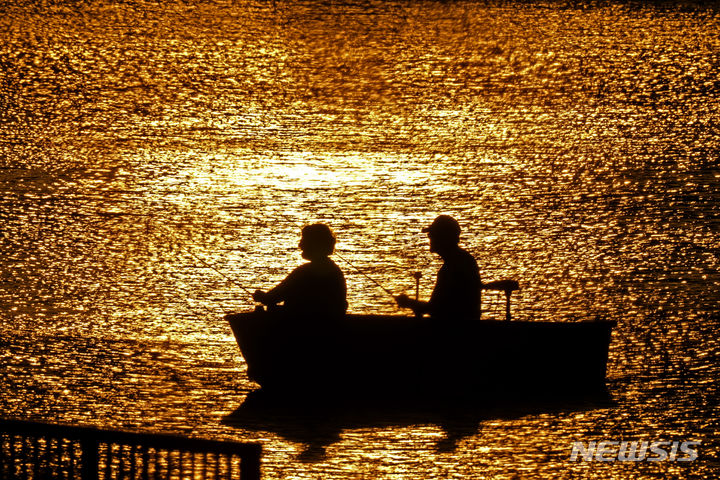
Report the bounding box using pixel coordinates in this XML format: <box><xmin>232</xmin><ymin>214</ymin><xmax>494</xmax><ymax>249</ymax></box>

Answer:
<box><xmin>1</xmin><ymin>0</ymin><xmax>719</xmax><ymax>478</ymax></box>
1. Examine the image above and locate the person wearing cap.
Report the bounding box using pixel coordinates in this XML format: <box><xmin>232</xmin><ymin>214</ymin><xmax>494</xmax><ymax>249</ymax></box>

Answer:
<box><xmin>396</xmin><ymin>215</ymin><xmax>481</xmax><ymax>321</ymax></box>
<box><xmin>253</xmin><ymin>223</ymin><xmax>348</xmax><ymax>318</ymax></box>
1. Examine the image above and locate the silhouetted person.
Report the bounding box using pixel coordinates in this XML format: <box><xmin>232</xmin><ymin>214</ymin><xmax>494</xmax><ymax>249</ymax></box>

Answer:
<box><xmin>253</xmin><ymin>223</ymin><xmax>347</xmax><ymax>318</ymax></box>
<box><xmin>396</xmin><ymin>215</ymin><xmax>481</xmax><ymax>321</ymax></box>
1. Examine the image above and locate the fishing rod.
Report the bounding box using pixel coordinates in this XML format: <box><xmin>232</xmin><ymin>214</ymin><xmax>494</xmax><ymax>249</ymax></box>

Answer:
<box><xmin>135</xmin><ymin>197</ymin><xmax>411</xmax><ymax>305</ymax></box>
<box><xmin>333</xmin><ymin>251</ymin><xmax>396</xmax><ymax>299</ymax></box>
<box><xmin>95</xmin><ymin>195</ymin><xmax>259</xmax><ymax>304</ymax></box>
<box><xmin>80</xmin><ymin>212</ymin><xmax>235</xmax><ymax>320</ymax></box>
<box><xmin>141</xmin><ymin>211</ymin><xmax>257</xmax><ymax>301</ymax></box>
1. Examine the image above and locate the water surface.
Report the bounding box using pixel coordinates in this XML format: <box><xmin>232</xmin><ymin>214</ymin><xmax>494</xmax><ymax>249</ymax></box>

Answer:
<box><xmin>1</xmin><ymin>1</ymin><xmax>719</xmax><ymax>478</ymax></box>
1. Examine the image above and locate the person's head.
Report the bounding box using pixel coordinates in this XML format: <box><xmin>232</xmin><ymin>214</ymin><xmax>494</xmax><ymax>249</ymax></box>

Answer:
<box><xmin>299</xmin><ymin>223</ymin><xmax>336</xmax><ymax>260</ymax></box>
<box><xmin>422</xmin><ymin>215</ymin><xmax>461</xmax><ymax>254</ymax></box>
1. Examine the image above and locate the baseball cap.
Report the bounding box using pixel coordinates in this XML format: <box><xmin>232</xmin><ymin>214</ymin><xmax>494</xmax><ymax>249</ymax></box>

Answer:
<box><xmin>421</xmin><ymin>215</ymin><xmax>461</xmax><ymax>238</ymax></box>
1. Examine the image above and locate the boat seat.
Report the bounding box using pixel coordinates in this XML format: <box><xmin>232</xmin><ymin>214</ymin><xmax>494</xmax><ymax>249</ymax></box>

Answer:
<box><xmin>482</xmin><ymin>279</ymin><xmax>520</xmax><ymax>321</ymax></box>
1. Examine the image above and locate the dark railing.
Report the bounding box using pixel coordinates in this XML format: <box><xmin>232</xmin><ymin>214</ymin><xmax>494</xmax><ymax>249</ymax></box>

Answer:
<box><xmin>0</xmin><ymin>420</ymin><xmax>261</xmax><ymax>480</ymax></box>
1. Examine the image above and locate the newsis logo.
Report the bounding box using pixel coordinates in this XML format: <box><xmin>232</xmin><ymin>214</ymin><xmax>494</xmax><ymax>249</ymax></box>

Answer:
<box><xmin>569</xmin><ymin>440</ymin><xmax>700</xmax><ymax>462</ymax></box>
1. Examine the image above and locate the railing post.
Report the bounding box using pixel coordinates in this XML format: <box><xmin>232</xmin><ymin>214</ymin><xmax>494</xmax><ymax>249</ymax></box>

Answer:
<box><xmin>241</xmin><ymin>447</ymin><xmax>262</xmax><ymax>480</ymax></box>
<box><xmin>81</xmin><ymin>438</ymin><xmax>99</xmax><ymax>480</ymax></box>
<box><xmin>504</xmin><ymin>289</ymin><xmax>512</xmax><ymax>322</ymax></box>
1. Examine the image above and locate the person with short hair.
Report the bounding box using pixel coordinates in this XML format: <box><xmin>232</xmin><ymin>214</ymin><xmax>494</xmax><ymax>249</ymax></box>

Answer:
<box><xmin>253</xmin><ymin>223</ymin><xmax>348</xmax><ymax>318</ymax></box>
<box><xmin>395</xmin><ymin>215</ymin><xmax>481</xmax><ymax>321</ymax></box>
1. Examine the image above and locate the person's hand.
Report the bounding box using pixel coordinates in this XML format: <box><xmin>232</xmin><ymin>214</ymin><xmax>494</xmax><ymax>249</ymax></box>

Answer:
<box><xmin>253</xmin><ymin>289</ymin><xmax>268</xmax><ymax>304</ymax></box>
<box><xmin>395</xmin><ymin>293</ymin><xmax>411</xmax><ymax>308</ymax></box>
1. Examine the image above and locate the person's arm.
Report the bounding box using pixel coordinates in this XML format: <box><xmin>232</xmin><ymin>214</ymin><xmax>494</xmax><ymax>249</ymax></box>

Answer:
<box><xmin>253</xmin><ymin>267</ymin><xmax>300</xmax><ymax>306</ymax></box>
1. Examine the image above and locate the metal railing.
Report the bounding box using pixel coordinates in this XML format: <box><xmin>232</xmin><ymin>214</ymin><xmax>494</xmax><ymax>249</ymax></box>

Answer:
<box><xmin>0</xmin><ymin>420</ymin><xmax>261</xmax><ymax>480</ymax></box>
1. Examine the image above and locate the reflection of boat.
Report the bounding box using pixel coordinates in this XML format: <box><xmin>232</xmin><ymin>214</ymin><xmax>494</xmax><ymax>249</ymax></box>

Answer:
<box><xmin>226</xmin><ymin>309</ymin><xmax>614</xmax><ymax>402</ymax></box>
<box><xmin>222</xmin><ymin>389</ymin><xmax>615</xmax><ymax>460</ymax></box>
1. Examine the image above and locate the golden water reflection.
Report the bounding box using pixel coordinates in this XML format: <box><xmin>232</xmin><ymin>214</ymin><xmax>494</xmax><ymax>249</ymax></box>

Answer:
<box><xmin>1</xmin><ymin>0</ymin><xmax>719</xmax><ymax>478</ymax></box>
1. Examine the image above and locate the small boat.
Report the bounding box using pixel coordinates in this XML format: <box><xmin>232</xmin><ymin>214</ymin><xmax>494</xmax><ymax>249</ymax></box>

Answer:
<box><xmin>226</xmin><ymin>308</ymin><xmax>615</xmax><ymax>403</ymax></box>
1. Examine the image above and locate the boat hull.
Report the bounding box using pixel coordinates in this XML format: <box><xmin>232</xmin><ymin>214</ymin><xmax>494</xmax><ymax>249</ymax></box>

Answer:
<box><xmin>227</xmin><ymin>310</ymin><xmax>614</xmax><ymax>402</ymax></box>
